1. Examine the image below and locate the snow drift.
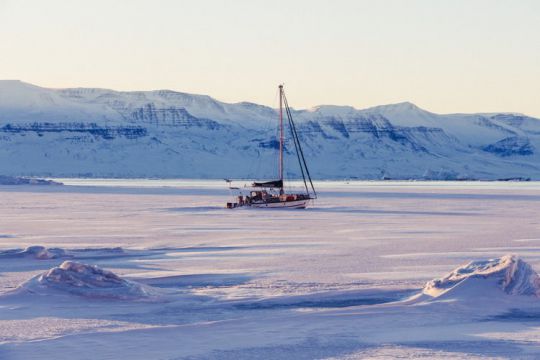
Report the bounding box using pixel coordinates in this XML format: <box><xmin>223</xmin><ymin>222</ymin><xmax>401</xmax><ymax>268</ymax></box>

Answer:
<box><xmin>0</xmin><ymin>245</ymin><xmax>69</xmax><ymax>260</ymax></box>
<box><xmin>19</xmin><ymin>261</ymin><xmax>156</xmax><ymax>300</ymax></box>
<box><xmin>422</xmin><ymin>255</ymin><xmax>540</xmax><ymax>299</ymax></box>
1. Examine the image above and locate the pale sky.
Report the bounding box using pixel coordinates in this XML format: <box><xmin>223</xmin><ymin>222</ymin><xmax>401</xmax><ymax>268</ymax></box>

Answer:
<box><xmin>1</xmin><ymin>0</ymin><xmax>539</xmax><ymax>117</ymax></box>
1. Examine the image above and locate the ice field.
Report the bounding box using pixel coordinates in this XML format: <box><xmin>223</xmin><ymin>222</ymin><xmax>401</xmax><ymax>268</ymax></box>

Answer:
<box><xmin>1</xmin><ymin>180</ymin><xmax>540</xmax><ymax>359</ymax></box>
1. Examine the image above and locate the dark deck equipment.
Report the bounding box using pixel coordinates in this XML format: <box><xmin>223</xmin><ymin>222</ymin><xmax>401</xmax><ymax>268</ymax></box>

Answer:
<box><xmin>252</xmin><ymin>180</ymin><xmax>283</xmax><ymax>188</ymax></box>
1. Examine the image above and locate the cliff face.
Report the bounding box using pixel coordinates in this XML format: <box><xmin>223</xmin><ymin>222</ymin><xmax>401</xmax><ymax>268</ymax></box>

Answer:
<box><xmin>1</xmin><ymin>80</ymin><xmax>539</xmax><ymax>179</ymax></box>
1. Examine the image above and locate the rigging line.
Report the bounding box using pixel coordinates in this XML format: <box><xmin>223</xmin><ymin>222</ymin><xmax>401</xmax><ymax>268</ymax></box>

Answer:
<box><xmin>282</xmin><ymin>94</ymin><xmax>309</xmax><ymax>195</ymax></box>
<box><xmin>285</xmin><ymin>105</ymin><xmax>308</xmax><ymax>194</ymax></box>
<box><xmin>285</xmin><ymin>105</ymin><xmax>310</xmax><ymax>196</ymax></box>
<box><xmin>287</xmin><ymin>112</ymin><xmax>309</xmax><ymax>195</ymax></box>
<box><xmin>283</xmin><ymin>93</ymin><xmax>317</xmax><ymax>198</ymax></box>
<box><xmin>281</xmin><ymin>92</ymin><xmax>307</xmax><ymax>193</ymax></box>
<box><xmin>286</xmin><ymin>102</ymin><xmax>316</xmax><ymax>198</ymax></box>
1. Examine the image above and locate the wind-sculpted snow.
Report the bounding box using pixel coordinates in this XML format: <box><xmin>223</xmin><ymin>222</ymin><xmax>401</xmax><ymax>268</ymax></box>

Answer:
<box><xmin>19</xmin><ymin>261</ymin><xmax>157</xmax><ymax>300</ymax></box>
<box><xmin>0</xmin><ymin>245</ymin><xmax>69</xmax><ymax>259</ymax></box>
<box><xmin>1</xmin><ymin>80</ymin><xmax>540</xmax><ymax>179</ymax></box>
<box><xmin>423</xmin><ymin>255</ymin><xmax>540</xmax><ymax>299</ymax></box>
<box><xmin>0</xmin><ymin>245</ymin><xmax>171</xmax><ymax>262</ymax></box>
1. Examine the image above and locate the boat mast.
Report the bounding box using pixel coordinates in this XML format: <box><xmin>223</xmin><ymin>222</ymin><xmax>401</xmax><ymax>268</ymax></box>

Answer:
<box><xmin>279</xmin><ymin>84</ymin><xmax>284</xmax><ymax>194</ymax></box>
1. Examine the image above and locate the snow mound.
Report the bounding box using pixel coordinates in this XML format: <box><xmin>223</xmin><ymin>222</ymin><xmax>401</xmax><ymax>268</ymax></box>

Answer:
<box><xmin>0</xmin><ymin>245</ymin><xmax>69</xmax><ymax>259</ymax></box>
<box><xmin>423</xmin><ymin>255</ymin><xmax>540</xmax><ymax>299</ymax></box>
<box><xmin>21</xmin><ymin>261</ymin><xmax>156</xmax><ymax>300</ymax></box>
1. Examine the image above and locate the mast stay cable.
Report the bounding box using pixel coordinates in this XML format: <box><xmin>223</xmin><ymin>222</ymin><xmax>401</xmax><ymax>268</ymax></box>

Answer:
<box><xmin>282</xmin><ymin>90</ymin><xmax>317</xmax><ymax>198</ymax></box>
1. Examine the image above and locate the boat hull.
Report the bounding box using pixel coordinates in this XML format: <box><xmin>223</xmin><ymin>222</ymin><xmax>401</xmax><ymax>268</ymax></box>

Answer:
<box><xmin>249</xmin><ymin>199</ymin><xmax>311</xmax><ymax>209</ymax></box>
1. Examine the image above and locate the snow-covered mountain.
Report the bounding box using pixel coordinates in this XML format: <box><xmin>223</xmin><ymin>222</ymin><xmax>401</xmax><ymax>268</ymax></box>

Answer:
<box><xmin>1</xmin><ymin>80</ymin><xmax>539</xmax><ymax>179</ymax></box>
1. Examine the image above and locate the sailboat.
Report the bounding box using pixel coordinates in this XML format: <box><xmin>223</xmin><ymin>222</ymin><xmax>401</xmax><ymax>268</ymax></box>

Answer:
<box><xmin>226</xmin><ymin>85</ymin><xmax>317</xmax><ymax>209</ymax></box>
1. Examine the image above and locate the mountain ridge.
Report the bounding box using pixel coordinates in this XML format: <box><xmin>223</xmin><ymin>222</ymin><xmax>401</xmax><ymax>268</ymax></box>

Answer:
<box><xmin>1</xmin><ymin>80</ymin><xmax>539</xmax><ymax>180</ymax></box>
<box><xmin>5</xmin><ymin>80</ymin><xmax>533</xmax><ymax>119</ymax></box>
